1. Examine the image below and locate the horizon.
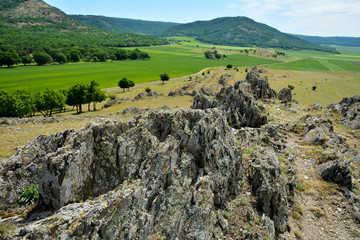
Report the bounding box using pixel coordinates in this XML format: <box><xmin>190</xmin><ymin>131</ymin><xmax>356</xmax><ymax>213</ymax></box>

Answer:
<box><xmin>43</xmin><ymin>0</ymin><xmax>360</xmax><ymax>38</ymax></box>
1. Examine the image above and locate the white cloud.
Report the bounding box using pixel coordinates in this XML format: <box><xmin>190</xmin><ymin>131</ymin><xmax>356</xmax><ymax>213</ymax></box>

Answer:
<box><xmin>228</xmin><ymin>0</ymin><xmax>360</xmax><ymax>36</ymax></box>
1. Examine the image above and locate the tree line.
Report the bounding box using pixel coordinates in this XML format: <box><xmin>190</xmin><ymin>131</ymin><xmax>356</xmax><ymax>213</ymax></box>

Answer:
<box><xmin>0</xmin><ymin>81</ymin><xmax>107</xmax><ymax>118</ymax></box>
<box><xmin>0</xmin><ymin>48</ymin><xmax>151</xmax><ymax>67</ymax></box>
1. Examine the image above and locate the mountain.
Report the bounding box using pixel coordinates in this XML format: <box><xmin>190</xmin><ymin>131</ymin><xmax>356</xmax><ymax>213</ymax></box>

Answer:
<box><xmin>292</xmin><ymin>34</ymin><xmax>360</xmax><ymax>47</ymax></box>
<box><xmin>162</xmin><ymin>17</ymin><xmax>338</xmax><ymax>53</ymax></box>
<box><xmin>0</xmin><ymin>0</ymin><xmax>168</xmax><ymax>54</ymax></box>
<box><xmin>71</xmin><ymin>15</ymin><xmax>179</xmax><ymax>36</ymax></box>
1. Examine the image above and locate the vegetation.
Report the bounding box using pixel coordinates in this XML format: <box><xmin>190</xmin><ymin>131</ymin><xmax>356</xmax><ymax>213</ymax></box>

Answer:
<box><xmin>160</xmin><ymin>73</ymin><xmax>170</xmax><ymax>84</ymax></box>
<box><xmin>0</xmin><ymin>81</ymin><xmax>106</xmax><ymax>117</ymax></box>
<box><xmin>294</xmin><ymin>34</ymin><xmax>360</xmax><ymax>47</ymax></box>
<box><xmin>163</xmin><ymin>17</ymin><xmax>338</xmax><ymax>53</ymax></box>
<box><xmin>118</xmin><ymin>78</ymin><xmax>136</xmax><ymax>92</ymax></box>
<box><xmin>72</xmin><ymin>15</ymin><xmax>179</xmax><ymax>35</ymax></box>
<box><xmin>17</xmin><ymin>185</ymin><xmax>39</xmax><ymax>205</ymax></box>
<box><xmin>145</xmin><ymin>87</ymin><xmax>152</xmax><ymax>93</ymax></box>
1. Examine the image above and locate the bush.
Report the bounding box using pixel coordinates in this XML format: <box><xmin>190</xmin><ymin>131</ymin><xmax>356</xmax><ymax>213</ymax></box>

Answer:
<box><xmin>312</xmin><ymin>86</ymin><xmax>317</xmax><ymax>91</ymax></box>
<box><xmin>226</xmin><ymin>64</ymin><xmax>233</xmax><ymax>69</ymax></box>
<box><xmin>145</xmin><ymin>87</ymin><xmax>151</xmax><ymax>93</ymax></box>
<box><xmin>288</xmin><ymin>85</ymin><xmax>295</xmax><ymax>90</ymax></box>
<box><xmin>160</xmin><ymin>73</ymin><xmax>170</xmax><ymax>84</ymax></box>
<box><xmin>108</xmin><ymin>94</ymin><xmax>116</xmax><ymax>100</ymax></box>
<box><xmin>17</xmin><ymin>185</ymin><xmax>39</xmax><ymax>205</ymax></box>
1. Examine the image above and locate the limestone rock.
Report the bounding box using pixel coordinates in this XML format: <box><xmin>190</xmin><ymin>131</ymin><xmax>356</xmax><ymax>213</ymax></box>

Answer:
<box><xmin>245</xmin><ymin>67</ymin><xmax>276</xmax><ymax>100</ymax></box>
<box><xmin>278</xmin><ymin>88</ymin><xmax>292</xmax><ymax>103</ymax></box>
<box><xmin>304</xmin><ymin>127</ymin><xmax>327</xmax><ymax>145</ymax></box>
<box><xmin>17</xmin><ymin>108</ymin><xmax>243</xmax><ymax>239</ymax></box>
<box><xmin>248</xmin><ymin>147</ymin><xmax>293</xmax><ymax>233</ymax></box>
<box><xmin>319</xmin><ymin>160</ymin><xmax>352</xmax><ymax>189</ymax></box>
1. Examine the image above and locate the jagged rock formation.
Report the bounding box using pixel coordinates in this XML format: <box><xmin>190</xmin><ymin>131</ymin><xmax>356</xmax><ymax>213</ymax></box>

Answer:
<box><xmin>245</xmin><ymin>67</ymin><xmax>276</xmax><ymax>100</ymax></box>
<box><xmin>327</xmin><ymin>95</ymin><xmax>360</xmax><ymax>129</ymax></box>
<box><xmin>193</xmin><ymin>79</ymin><xmax>267</xmax><ymax>128</ymax></box>
<box><xmin>278</xmin><ymin>88</ymin><xmax>292</xmax><ymax>103</ymax></box>
<box><xmin>0</xmin><ymin>72</ymin><xmax>299</xmax><ymax>239</ymax></box>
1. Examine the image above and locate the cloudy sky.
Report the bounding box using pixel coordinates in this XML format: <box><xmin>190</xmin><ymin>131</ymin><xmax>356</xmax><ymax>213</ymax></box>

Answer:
<box><xmin>44</xmin><ymin>0</ymin><xmax>360</xmax><ymax>37</ymax></box>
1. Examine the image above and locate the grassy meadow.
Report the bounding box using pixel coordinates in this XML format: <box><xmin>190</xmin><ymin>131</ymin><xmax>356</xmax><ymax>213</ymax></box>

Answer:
<box><xmin>0</xmin><ymin>42</ymin><xmax>279</xmax><ymax>92</ymax></box>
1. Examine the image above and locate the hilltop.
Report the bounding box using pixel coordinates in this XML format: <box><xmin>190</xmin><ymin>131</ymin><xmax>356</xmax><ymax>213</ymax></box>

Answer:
<box><xmin>0</xmin><ymin>0</ymin><xmax>168</xmax><ymax>53</ymax></box>
<box><xmin>293</xmin><ymin>34</ymin><xmax>360</xmax><ymax>47</ymax></box>
<box><xmin>71</xmin><ymin>15</ymin><xmax>179</xmax><ymax>36</ymax></box>
<box><xmin>162</xmin><ymin>17</ymin><xmax>338</xmax><ymax>53</ymax></box>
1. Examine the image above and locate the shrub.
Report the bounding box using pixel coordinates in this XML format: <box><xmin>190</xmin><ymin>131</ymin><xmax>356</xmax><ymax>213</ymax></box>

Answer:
<box><xmin>288</xmin><ymin>85</ymin><xmax>295</xmax><ymax>90</ymax></box>
<box><xmin>145</xmin><ymin>87</ymin><xmax>151</xmax><ymax>93</ymax></box>
<box><xmin>226</xmin><ymin>64</ymin><xmax>233</xmax><ymax>69</ymax></box>
<box><xmin>108</xmin><ymin>94</ymin><xmax>116</xmax><ymax>100</ymax></box>
<box><xmin>17</xmin><ymin>185</ymin><xmax>39</xmax><ymax>205</ymax></box>
<box><xmin>312</xmin><ymin>86</ymin><xmax>317</xmax><ymax>91</ymax></box>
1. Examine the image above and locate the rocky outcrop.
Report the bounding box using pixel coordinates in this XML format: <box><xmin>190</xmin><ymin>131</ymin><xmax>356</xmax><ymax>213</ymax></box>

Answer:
<box><xmin>319</xmin><ymin>160</ymin><xmax>352</xmax><ymax>189</ymax></box>
<box><xmin>6</xmin><ymin>108</ymin><xmax>244</xmax><ymax>239</ymax></box>
<box><xmin>326</xmin><ymin>95</ymin><xmax>360</xmax><ymax>129</ymax></box>
<box><xmin>218</xmin><ymin>74</ymin><xmax>232</xmax><ymax>86</ymax></box>
<box><xmin>193</xmin><ymin>80</ymin><xmax>267</xmax><ymax>128</ymax></box>
<box><xmin>278</xmin><ymin>88</ymin><xmax>292</xmax><ymax>103</ymax></box>
<box><xmin>248</xmin><ymin>147</ymin><xmax>294</xmax><ymax>233</ymax></box>
<box><xmin>245</xmin><ymin>67</ymin><xmax>276</xmax><ymax>100</ymax></box>
<box><xmin>134</xmin><ymin>91</ymin><xmax>161</xmax><ymax>100</ymax></box>
<box><xmin>0</xmin><ymin>130</ymin><xmax>75</xmax><ymax>208</ymax></box>
<box><xmin>306</xmin><ymin>103</ymin><xmax>322</xmax><ymax>111</ymax></box>
<box><xmin>102</xmin><ymin>98</ymin><xmax>121</xmax><ymax>109</ymax></box>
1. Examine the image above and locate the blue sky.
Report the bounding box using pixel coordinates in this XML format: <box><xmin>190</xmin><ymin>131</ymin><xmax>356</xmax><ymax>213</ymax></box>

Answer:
<box><xmin>44</xmin><ymin>0</ymin><xmax>360</xmax><ymax>37</ymax></box>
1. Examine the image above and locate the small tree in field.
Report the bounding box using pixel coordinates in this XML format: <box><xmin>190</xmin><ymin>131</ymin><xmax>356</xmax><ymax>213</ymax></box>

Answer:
<box><xmin>118</xmin><ymin>78</ymin><xmax>130</xmax><ymax>92</ymax></box>
<box><xmin>145</xmin><ymin>87</ymin><xmax>151</xmax><ymax>93</ymax></box>
<box><xmin>160</xmin><ymin>73</ymin><xmax>170</xmax><ymax>84</ymax></box>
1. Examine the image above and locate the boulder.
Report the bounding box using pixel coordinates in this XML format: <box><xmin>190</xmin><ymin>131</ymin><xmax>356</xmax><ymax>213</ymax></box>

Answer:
<box><xmin>319</xmin><ymin>160</ymin><xmax>352</xmax><ymax>189</ymax></box>
<box><xmin>304</xmin><ymin>127</ymin><xmax>327</xmax><ymax>145</ymax></box>
<box><xmin>218</xmin><ymin>74</ymin><xmax>231</xmax><ymax>86</ymax></box>
<box><xmin>278</xmin><ymin>88</ymin><xmax>292</xmax><ymax>103</ymax></box>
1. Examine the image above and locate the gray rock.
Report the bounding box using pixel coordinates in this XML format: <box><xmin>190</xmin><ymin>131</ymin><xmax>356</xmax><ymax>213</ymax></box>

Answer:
<box><xmin>245</xmin><ymin>67</ymin><xmax>277</xmax><ymax>100</ymax></box>
<box><xmin>102</xmin><ymin>98</ymin><xmax>121</xmax><ymax>109</ymax></box>
<box><xmin>248</xmin><ymin>147</ymin><xmax>293</xmax><ymax>233</ymax></box>
<box><xmin>278</xmin><ymin>88</ymin><xmax>292</xmax><ymax>103</ymax></box>
<box><xmin>17</xmin><ymin>108</ymin><xmax>243</xmax><ymax>239</ymax></box>
<box><xmin>319</xmin><ymin>160</ymin><xmax>352</xmax><ymax>189</ymax></box>
<box><xmin>304</xmin><ymin>127</ymin><xmax>326</xmax><ymax>145</ymax></box>
<box><xmin>261</xmin><ymin>214</ymin><xmax>276</xmax><ymax>240</ymax></box>
<box><xmin>345</xmin><ymin>190</ymin><xmax>360</xmax><ymax>223</ymax></box>
<box><xmin>218</xmin><ymin>74</ymin><xmax>232</xmax><ymax>86</ymax></box>
<box><xmin>306</xmin><ymin>103</ymin><xmax>322</xmax><ymax>111</ymax></box>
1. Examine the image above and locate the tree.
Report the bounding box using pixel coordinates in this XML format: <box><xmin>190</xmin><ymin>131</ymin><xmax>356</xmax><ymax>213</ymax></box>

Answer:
<box><xmin>36</xmin><ymin>89</ymin><xmax>66</xmax><ymax>117</ymax></box>
<box><xmin>69</xmin><ymin>49</ymin><xmax>81</xmax><ymax>62</ymax></box>
<box><xmin>54</xmin><ymin>53</ymin><xmax>67</xmax><ymax>64</ymax></box>
<box><xmin>2</xmin><ymin>52</ymin><xmax>21</xmax><ymax>67</ymax></box>
<box><xmin>115</xmin><ymin>49</ymin><xmax>128</xmax><ymax>60</ymax></box>
<box><xmin>33</xmin><ymin>52</ymin><xmax>52</xmax><ymax>65</ymax></box>
<box><xmin>139</xmin><ymin>51</ymin><xmax>150</xmax><ymax>60</ymax></box>
<box><xmin>160</xmin><ymin>73</ymin><xmax>170</xmax><ymax>84</ymax></box>
<box><xmin>66</xmin><ymin>83</ymin><xmax>88</xmax><ymax>113</ymax></box>
<box><xmin>118</xmin><ymin>78</ymin><xmax>130</xmax><ymax>92</ymax></box>
<box><xmin>129</xmin><ymin>49</ymin><xmax>140</xmax><ymax>60</ymax></box>
<box><xmin>127</xmin><ymin>80</ymin><xmax>135</xmax><ymax>91</ymax></box>
<box><xmin>92</xmin><ymin>89</ymin><xmax>107</xmax><ymax>110</ymax></box>
<box><xmin>21</xmin><ymin>55</ymin><xmax>32</xmax><ymax>66</ymax></box>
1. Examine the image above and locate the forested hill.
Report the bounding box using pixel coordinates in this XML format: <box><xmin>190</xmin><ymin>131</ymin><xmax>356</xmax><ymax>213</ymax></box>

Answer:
<box><xmin>71</xmin><ymin>15</ymin><xmax>179</xmax><ymax>36</ymax></box>
<box><xmin>0</xmin><ymin>0</ymin><xmax>169</xmax><ymax>54</ymax></box>
<box><xmin>162</xmin><ymin>17</ymin><xmax>339</xmax><ymax>53</ymax></box>
<box><xmin>292</xmin><ymin>34</ymin><xmax>360</xmax><ymax>47</ymax></box>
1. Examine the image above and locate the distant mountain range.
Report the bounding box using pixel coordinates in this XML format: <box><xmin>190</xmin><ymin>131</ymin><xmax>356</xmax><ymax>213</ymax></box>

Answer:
<box><xmin>1</xmin><ymin>0</ymin><xmax>357</xmax><ymax>55</ymax></box>
<box><xmin>292</xmin><ymin>34</ymin><xmax>360</xmax><ymax>47</ymax></box>
<box><xmin>72</xmin><ymin>15</ymin><xmax>341</xmax><ymax>53</ymax></box>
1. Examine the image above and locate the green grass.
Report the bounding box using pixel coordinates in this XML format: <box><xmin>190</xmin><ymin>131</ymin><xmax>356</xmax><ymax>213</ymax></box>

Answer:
<box><xmin>0</xmin><ymin>45</ymin><xmax>279</xmax><ymax>92</ymax></box>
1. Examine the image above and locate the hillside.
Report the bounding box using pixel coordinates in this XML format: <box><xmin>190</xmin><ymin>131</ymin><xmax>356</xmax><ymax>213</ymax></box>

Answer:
<box><xmin>293</xmin><ymin>34</ymin><xmax>360</xmax><ymax>47</ymax></box>
<box><xmin>163</xmin><ymin>17</ymin><xmax>338</xmax><ymax>53</ymax></box>
<box><xmin>0</xmin><ymin>0</ymin><xmax>168</xmax><ymax>53</ymax></box>
<box><xmin>71</xmin><ymin>15</ymin><xmax>179</xmax><ymax>35</ymax></box>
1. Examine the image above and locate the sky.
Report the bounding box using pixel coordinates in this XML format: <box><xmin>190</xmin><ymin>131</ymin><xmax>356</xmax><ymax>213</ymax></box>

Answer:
<box><xmin>43</xmin><ymin>0</ymin><xmax>360</xmax><ymax>37</ymax></box>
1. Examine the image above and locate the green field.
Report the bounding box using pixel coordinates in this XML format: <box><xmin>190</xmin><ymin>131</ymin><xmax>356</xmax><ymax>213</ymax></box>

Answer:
<box><xmin>0</xmin><ymin>44</ymin><xmax>279</xmax><ymax>92</ymax></box>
